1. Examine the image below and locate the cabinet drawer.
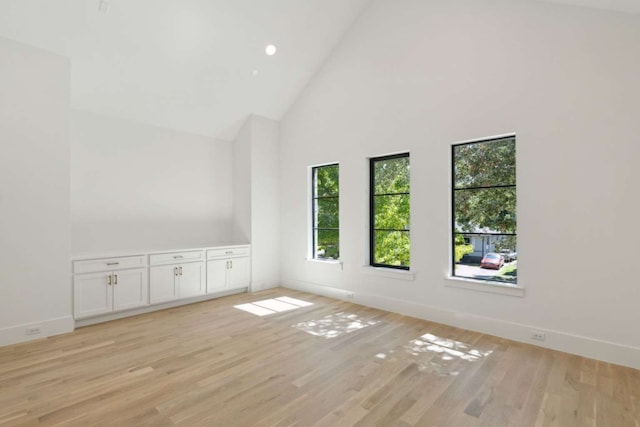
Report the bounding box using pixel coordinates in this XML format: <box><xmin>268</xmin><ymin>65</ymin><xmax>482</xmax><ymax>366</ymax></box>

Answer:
<box><xmin>74</xmin><ymin>256</ymin><xmax>145</xmax><ymax>274</ymax></box>
<box><xmin>150</xmin><ymin>250</ymin><xmax>204</xmax><ymax>266</ymax></box>
<box><xmin>207</xmin><ymin>246</ymin><xmax>250</xmax><ymax>259</ymax></box>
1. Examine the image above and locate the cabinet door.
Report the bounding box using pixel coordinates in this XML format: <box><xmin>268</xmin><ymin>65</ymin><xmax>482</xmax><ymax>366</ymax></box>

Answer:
<box><xmin>150</xmin><ymin>264</ymin><xmax>179</xmax><ymax>304</ymax></box>
<box><xmin>206</xmin><ymin>259</ymin><xmax>228</xmax><ymax>294</ymax></box>
<box><xmin>228</xmin><ymin>257</ymin><xmax>250</xmax><ymax>289</ymax></box>
<box><xmin>179</xmin><ymin>262</ymin><xmax>205</xmax><ymax>298</ymax></box>
<box><xmin>74</xmin><ymin>272</ymin><xmax>112</xmax><ymax>318</ymax></box>
<box><xmin>113</xmin><ymin>268</ymin><xmax>148</xmax><ymax>311</ymax></box>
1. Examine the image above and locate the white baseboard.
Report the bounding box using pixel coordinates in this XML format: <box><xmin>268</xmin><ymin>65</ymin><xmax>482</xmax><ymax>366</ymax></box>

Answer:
<box><xmin>0</xmin><ymin>316</ymin><xmax>75</xmax><ymax>347</ymax></box>
<box><xmin>76</xmin><ymin>288</ymin><xmax>247</xmax><ymax>327</ymax></box>
<box><xmin>250</xmin><ymin>280</ymin><xmax>279</xmax><ymax>292</ymax></box>
<box><xmin>283</xmin><ymin>279</ymin><xmax>640</xmax><ymax>370</ymax></box>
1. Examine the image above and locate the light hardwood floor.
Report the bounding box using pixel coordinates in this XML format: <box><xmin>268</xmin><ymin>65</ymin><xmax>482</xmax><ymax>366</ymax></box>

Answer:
<box><xmin>0</xmin><ymin>288</ymin><xmax>638</xmax><ymax>426</ymax></box>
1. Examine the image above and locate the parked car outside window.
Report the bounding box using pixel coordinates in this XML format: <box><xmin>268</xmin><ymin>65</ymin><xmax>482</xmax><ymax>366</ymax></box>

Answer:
<box><xmin>499</xmin><ymin>249</ymin><xmax>517</xmax><ymax>262</ymax></box>
<box><xmin>481</xmin><ymin>253</ymin><xmax>504</xmax><ymax>269</ymax></box>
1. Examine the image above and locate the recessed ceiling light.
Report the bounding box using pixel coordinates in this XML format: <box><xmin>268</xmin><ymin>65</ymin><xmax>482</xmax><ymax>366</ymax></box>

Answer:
<box><xmin>252</xmin><ymin>69</ymin><xmax>259</xmax><ymax>76</ymax></box>
<box><xmin>265</xmin><ymin>44</ymin><xmax>277</xmax><ymax>56</ymax></box>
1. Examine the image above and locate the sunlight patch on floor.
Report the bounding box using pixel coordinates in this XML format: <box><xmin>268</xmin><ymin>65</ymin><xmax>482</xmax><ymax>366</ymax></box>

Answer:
<box><xmin>234</xmin><ymin>296</ymin><xmax>313</xmax><ymax>316</ymax></box>
<box><xmin>375</xmin><ymin>332</ymin><xmax>493</xmax><ymax>376</ymax></box>
<box><xmin>292</xmin><ymin>312</ymin><xmax>379</xmax><ymax>339</ymax></box>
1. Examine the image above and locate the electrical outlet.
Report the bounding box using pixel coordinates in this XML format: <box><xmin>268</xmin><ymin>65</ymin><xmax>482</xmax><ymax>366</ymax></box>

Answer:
<box><xmin>531</xmin><ymin>331</ymin><xmax>546</xmax><ymax>341</ymax></box>
<box><xmin>25</xmin><ymin>326</ymin><xmax>42</xmax><ymax>336</ymax></box>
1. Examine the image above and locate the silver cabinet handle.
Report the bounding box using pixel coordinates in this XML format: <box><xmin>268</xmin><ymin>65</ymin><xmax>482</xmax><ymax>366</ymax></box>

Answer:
<box><xmin>179</xmin><ymin>266</ymin><xmax>183</xmax><ymax>276</ymax></box>
<box><xmin>225</xmin><ymin>251</ymin><xmax>233</xmax><ymax>255</ymax></box>
<box><xmin>174</xmin><ymin>267</ymin><xmax>179</xmax><ymax>276</ymax></box>
<box><xmin>106</xmin><ymin>262</ymin><xmax>120</xmax><ymax>266</ymax></box>
<box><xmin>114</xmin><ymin>274</ymin><xmax>118</xmax><ymax>285</ymax></box>
<box><xmin>173</xmin><ymin>255</ymin><xmax>184</xmax><ymax>259</ymax></box>
<box><xmin>230</xmin><ymin>260</ymin><xmax>233</xmax><ymax>269</ymax></box>
<box><xmin>107</xmin><ymin>275</ymin><xmax>112</xmax><ymax>285</ymax></box>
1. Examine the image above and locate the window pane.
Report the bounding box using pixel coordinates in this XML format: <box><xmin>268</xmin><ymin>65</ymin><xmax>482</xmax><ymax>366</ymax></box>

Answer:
<box><xmin>453</xmin><ymin>251</ymin><xmax>517</xmax><ymax>285</ymax></box>
<box><xmin>374</xmin><ymin>194</ymin><xmax>410</xmax><ymax>230</ymax></box>
<box><xmin>373</xmin><ymin>230</ymin><xmax>410</xmax><ymax>267</ymax></box>
<box><xmin>312</xmin><ymin>163</ymin><xmax>339</xmax><ymax>261</ymax></box>
<box><xmin>454</xmin><ymin>187</ymin><xmax>516</xmax><ymax>234</ymax></box>
<box><xmin>374</xmin><ymin>156</ymin><xmax>410</xmax><ymax>194</ymax></box>
<box><xmin>315</xmin><ymin>165</ymin><xmax>339</xmax><ymax>197</ymax></box>
<box><xmin>315</xmin><ymin>229</ymin><xmax>339</xmax><ymax>260</ymax></box>
<box><xmin>453</xmin><ymin>137</ymin><xmax>517</xmax><ymax>285</ymax></box>
<box><xmin>315</xmin><ymin>197</ymin><xmax>339</xmax><ymax>228</ymax></box>
<box><xmin>454</xmin><ymin>138</ymin><xmax>515</xmax><ymax>189</ymax></box>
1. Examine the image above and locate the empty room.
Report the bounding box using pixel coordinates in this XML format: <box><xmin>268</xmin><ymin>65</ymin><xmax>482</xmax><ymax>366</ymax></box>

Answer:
<box><xmin>1</xmin><ymin>0</ymin><xmax>639</xmax><ymax>425</ymax></box>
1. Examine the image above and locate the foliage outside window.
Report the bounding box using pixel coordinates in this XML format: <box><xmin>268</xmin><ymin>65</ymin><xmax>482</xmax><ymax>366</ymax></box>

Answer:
<box><xmin>312</xmin><ymin>164</ymin><xmax>339</xmax><ymax>260</ymax></box>
<box><xmin>370</xmin><ymin>153</ymin><xmax>410</xmax><ymax>269</ymax></box>
<box><xmin>453</xmin><ymin>136</ymin><xmax>517</xmax><ymax>284</ymax></box>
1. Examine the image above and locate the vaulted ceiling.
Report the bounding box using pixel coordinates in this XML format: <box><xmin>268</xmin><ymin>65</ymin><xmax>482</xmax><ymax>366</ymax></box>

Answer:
<box><xmin>0</xmin><ymin>0</ymin><xmax>637</xmax><ymax>140</ymax></box>
<box><xmin>0</xmin><ymin>0</ymin><xmax>371</xmax><ymax>140</ymax></box>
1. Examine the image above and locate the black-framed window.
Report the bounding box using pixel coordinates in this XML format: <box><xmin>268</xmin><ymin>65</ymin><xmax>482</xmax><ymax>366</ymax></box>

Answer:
<box><xmin>452</xmin><ymin>136</ymin><xmax>517</xmax><ymax>284</ymax></box>
<box><xmin>370</xmin><ymin>153</ymin><xmax>410</xmax><ymax>269</ymax></box>
<box><xmin>312</xmin><ymin>164</ymin><xmax>339</xmax><ymax>260</ymax></box>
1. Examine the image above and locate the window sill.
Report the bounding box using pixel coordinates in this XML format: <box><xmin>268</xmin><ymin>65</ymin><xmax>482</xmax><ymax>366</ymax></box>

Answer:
<box><xmin>362</xmin><ymin>266</ymin><xmax>415</xmax><ymax>281</ymax></box>
<box><xmin>445</xmin><ymin>276</ymin><xmax>524</xmax><ymax>297</ymax></box>
<box><xmin>306</xmin><ymin>258</ymin><xmax>344</xmax><ymax>270</ymax></box>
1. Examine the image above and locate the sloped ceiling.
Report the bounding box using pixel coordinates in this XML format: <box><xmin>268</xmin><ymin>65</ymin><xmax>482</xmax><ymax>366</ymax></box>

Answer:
<box><xmin>539</xmin><ymin>0</ymin><xmax>640</xmax><ymax>14</ymax></box>
<box><xmin>0</xmin><ymin>0</ymin><xmax>636</xmax><ymax>140</ymax></box>
<box><xmin>0</xmin><ymin>0</ymin><xmax>370</xmax><ymax>140</ymax></box>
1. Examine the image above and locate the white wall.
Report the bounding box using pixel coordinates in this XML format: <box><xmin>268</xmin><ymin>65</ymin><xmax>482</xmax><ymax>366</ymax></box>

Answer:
<box><xmin>0</xmin><ymin>37</ymin><xmax>73</xmax><ymax>345</ymax></box>
<box><xmin>250</xmin><ymin>116</ymin><xmax>281</xmax><ymax>290</ymax></box>
<box><xmin>232</xmin><ymin>115</ymin><xmax>281</xmax><ymax>291</ymax></box>
<box><xmin>279</xmin><ymin>0</ymin><xmax>640</xmax><ymax>368</ymax></box>
<box><xmin>71</xmin><ymin>110</ymin><xmax>238</xmax><ymax>253</ymax></box>
<box><xmin>232</xmin><ymin>119</ymin><xmax>252</xmax><ymax>243</ymax></box>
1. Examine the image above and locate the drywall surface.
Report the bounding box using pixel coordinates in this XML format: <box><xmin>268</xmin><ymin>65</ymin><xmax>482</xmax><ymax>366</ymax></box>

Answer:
<box><xmin>250</xmin><ymin>116</ymin><xmax>281</xmax><ymax>290</ymax></box>
<box><xmin>71</xmin><ymin>110</ymin><xmax>237</xmax><ymax>253</ymax></box>
<box><xmin>232</xmin><ymin>118</ymin><xmax>252</xmax><ymax>243</ymax></box>
<box><xmin>279</xmin><ymin>0</ymin><xmax>640</xmax><ymax>367</ymax></box>
<box><xmin>0</xmin><ymin>37</ymin><xmax>73</xmax><ymax>344</ymax></box>
<box><xmin>232</xmin><ymin>115</ymin><xmax>281</xmax><ymax>291</ymax></box>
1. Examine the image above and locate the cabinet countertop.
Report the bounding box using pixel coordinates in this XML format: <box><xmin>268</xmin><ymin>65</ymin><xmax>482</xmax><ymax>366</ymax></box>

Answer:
<box><xmin>71</xmin><ymin>243</ymin><xmax>250</xmax><ymax>261</ymax></box>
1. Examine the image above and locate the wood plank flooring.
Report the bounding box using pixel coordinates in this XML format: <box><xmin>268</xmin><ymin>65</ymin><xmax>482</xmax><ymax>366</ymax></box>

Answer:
<box><xmin>0</xmin><ymin>288</ymin><xmax>638</xmax><ymax>426</ymax></box>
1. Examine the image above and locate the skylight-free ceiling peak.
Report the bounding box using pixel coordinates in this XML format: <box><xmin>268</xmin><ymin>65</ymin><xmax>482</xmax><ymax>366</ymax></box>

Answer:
<box><xmin>0</xmin><ymin>0</ymin><xmax>373</xmax><ymax>140</ymax></box>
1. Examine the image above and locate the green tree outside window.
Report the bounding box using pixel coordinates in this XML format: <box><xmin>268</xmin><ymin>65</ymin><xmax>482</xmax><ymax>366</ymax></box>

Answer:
<box><xmin>370</xmin><ymin>154</ymin><xmax>410</xmax><ymax>269</ymax></box>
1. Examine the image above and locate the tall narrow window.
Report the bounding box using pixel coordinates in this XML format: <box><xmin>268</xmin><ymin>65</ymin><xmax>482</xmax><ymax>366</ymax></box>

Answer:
<box><xmin>370</xmin><ymin>153</ymin><xmax>410</xmax><ymax>269</ymax></box>
<box><xmin>312</xmin><ymin>164</ymin><xmax>339</xmax><ymax>260</ymax></box>
<box><xmin>452</xmin><ymin>136</ymin><xmax>517</xmax><ymax>284</ymax></box>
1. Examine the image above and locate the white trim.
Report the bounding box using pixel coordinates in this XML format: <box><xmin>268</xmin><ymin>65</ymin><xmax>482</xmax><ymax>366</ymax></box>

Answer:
<box><xmin>306</xmin><ymin>258</ymin><xmax>344</xmax><ymax>270</ymax></box>
<box><xmin>282</xmin><ymin>279</ymin><xmax>355</xmax><ymax>301</ymax></box>
<box><xmin>361</xmin><ymin>266</ymin><xmax>415</xmax><ymax>281</ymax></box>
<box><xmin>75</xmin><ymin>288</ymin><xmax>247</xmax><ymax>327</ymax></box>
<box><xmin>450</xmin><ymin>132</ymin><xmax>516</xmax><ymax>147</ymax></box>
<box><xmin>366</xmin><ymin>149</ymin><xmax>412</xmax><ymax>160</ymax></box>
<box><xmin>0</xmin><ymin>316</ymin><xmax>74</xmax><ymax>347</ymax></box>
<box><xmin>445</xmin><ymin>276</ymin><xmax>524</xmax><ymax>297</ymax></box>
<box><xmin>309</xmin><ymin>160</ymin><xmax>340</xmax><ymax>169</ymax></box>
<box><xmin>71</xmin><ymin>244</ymin><xmax>249</xmax><ymax>261</ymax></box>
<box><xmin>282</xmin><ymin>280</ymin><xmax>640</xmax><ymax>370</ymax></box>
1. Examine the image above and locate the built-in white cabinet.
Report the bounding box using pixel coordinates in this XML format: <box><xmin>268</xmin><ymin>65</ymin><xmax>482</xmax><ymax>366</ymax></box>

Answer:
<box><xmin>149</xmin><ymin>250</ymin><xmax>205</xmax><ymax>304</ymax></box>
<box><xmin>73</xmin><ymin>256</ymin><xmax>148</xmax><ymax>319</ymax></box>
<box><xmin>207</xmin><ymin>246</ymin><xmax>250</xmax><ymax>293</ymax></box>
<box><xmin>72</xmin><ymin>245</ymin><xmax>250</xmax><ymax>322</ymax></box>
